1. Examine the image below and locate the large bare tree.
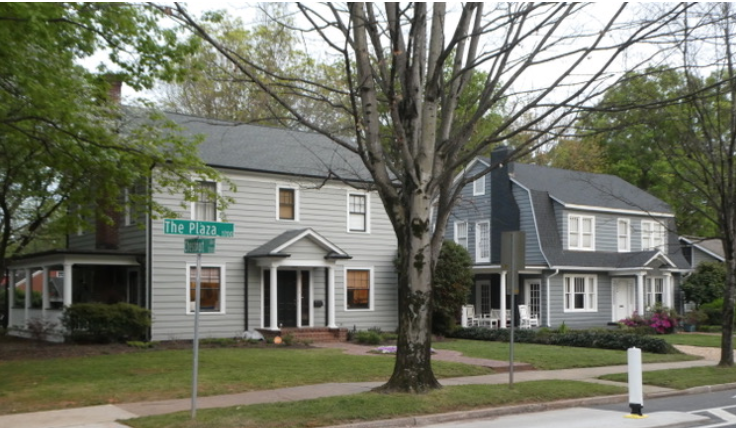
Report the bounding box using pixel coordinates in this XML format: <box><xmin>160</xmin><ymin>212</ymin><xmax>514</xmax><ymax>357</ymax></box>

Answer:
<box><xmin>168</xmin><ymin>3</ymin><xmax>698</xmax><ymax>392</ymax></box>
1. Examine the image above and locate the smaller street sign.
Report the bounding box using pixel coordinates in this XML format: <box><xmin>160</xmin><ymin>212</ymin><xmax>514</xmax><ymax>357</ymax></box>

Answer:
<box><xmin>185</xmin><ymin>238</ymin><xmax>216</xmax><ymax>254</ymax></box>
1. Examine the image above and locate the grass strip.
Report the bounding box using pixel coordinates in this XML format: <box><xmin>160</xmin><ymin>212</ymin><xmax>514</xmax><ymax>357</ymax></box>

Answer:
<box><xmin>0</xmin><ymin>347</ymin><xmax>489</xmax><ymax>414</ymax></box>
<box><xmin>125</xmin><ymin>380</ymin><xmax>626</xmax><ymax>428</ymax></box>
<box><xmin>600</xmin><ymin>366</ymin><xmax>735</xmax><ymax>390</ymax></box>
<box><xmin>432</xmin><ymin>339</ymin><xmax>698</xmax><ymax>370</ymax></box>
<box><xmin>655</xmin><ymin>333</ymin><xmax>733</xmax><ymax>348</ymax></box>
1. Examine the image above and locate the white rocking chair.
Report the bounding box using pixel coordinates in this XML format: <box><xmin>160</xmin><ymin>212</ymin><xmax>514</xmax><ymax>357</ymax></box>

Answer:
<box><xmin>518</xmin><ymin>304</ymin><xmax>538</xmax><ymax>329</ymax></box>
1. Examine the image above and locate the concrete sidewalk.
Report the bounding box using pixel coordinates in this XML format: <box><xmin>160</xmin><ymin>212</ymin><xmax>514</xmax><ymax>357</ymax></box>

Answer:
<box><xmin>0</xmin><ymin>344</ymin><xmax>731</xmax><ymax>428</ymax></box>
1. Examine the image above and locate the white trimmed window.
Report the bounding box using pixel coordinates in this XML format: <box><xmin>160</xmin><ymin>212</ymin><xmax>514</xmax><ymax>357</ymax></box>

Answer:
<box><xmin>568</xmin><ymin>214</ymin><xmax>595</xmax><ymax>251</ymax></box>
<box><xmin>473</xmin><ymin>175</ymin><xmax>486</xmax><ymax>196</ymax></box>
<box><xmin>277</xmin><ymin>187</ymin><xmax>299</xmax><ymax>221</ymax></box>
<box><xmin>454</xmin><ymin>221</ymin><xmax>468</xmax><ymax>250</ymax></box>
<box><xmin>187</xmin><ymin>264</ymin><xmax>225</xmax><ymax>313</ymax></box>
<box><xmin>346</xmin><ymin>268</ymin><xmax>373</xmax><ymax>310</ymax></box>
<box><xmin>644</xmin><ymin>277</ymin><xmax>664</xmax><ymax>308</ymax></box>
<box><xmin>617</xmin><ymin>218</ymin><xmax>630</xmax><ymax>252</ymax></box>
<box><xmin>348</xmin><ymin>193</ymin><xmax>369</xmax><ymax>232</ymax></box>
<box><xmin>564</xmin><ymin>274</ymin><xmax>597</xmax><ymax>312</ymax></box>
<box><xmin>641</xmin><ymin>220</ymin><xmax>666</xmax><ymax>252</ymax></box>
<box><xmin>476</xmin><ymin>221</ymin><xmax>490</xmax><ymax>262</ymax></box>
<box><xmin>192</xmin><ymin>181</ymin><xmax>218</xmax><ymax>221</ymax></box>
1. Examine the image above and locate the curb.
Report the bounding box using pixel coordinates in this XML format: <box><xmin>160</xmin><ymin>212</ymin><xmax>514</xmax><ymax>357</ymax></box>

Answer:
<box><xmin>325</xmin><ymin>383</ymin><xmax>736</xmax><ymax>428</ymax></box>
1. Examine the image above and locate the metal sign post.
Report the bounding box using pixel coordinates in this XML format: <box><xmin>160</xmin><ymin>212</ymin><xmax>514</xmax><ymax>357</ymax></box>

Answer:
<box><xmin>165</xmin><ymin>220</ymin><xmax>233</xmax><ymax>420</ymax></box>
<box><xmin>501</xmin><ymin>231</ymin><xmax>525</xmax><ymax>388</ymax></box>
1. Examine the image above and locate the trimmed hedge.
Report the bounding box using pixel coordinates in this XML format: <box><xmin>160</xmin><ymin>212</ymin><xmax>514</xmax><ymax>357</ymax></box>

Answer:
<box><xmin>61</xmin><ymin>302</ymin><xmax>151</xmax><ymax>343</ymax></box>
<box><xmin>450</xmin><ymin>327</ymin><xmax>679</xmax><ymax>354</ymax></box>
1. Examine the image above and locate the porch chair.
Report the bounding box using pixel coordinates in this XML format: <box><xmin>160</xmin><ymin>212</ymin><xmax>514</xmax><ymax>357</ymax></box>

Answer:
<box><xmin>487</xmin><ymin>309</ymin><xmax>503</xmax><ymax>329</ymax></box>
<box><xmin>518</xmin><ymin>304</ymin><xmax>538</xmax><ymax>329</ymax></box>
<box><xmin>463</xmin><ymin>304</ymin><xmax>477</xmax><ymax>327</ymax></box>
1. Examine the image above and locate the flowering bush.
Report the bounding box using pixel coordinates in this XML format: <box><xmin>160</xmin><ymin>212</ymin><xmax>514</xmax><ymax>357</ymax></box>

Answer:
<box><xmin>648</xmin><ymin>306</ymin><xmax>679</xmax><ymax>334</ymax></box>
<box><xmin>618</xmin><ymin>306</ymin><xmax>678</xmax><ymax>334</ymax></box>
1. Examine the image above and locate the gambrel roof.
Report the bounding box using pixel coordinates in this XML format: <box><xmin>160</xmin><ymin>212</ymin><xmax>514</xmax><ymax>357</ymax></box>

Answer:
<box><xmin>511</xmin><ymin>163</ymin><xmax>673</xmax><ymax>216</ymax></box>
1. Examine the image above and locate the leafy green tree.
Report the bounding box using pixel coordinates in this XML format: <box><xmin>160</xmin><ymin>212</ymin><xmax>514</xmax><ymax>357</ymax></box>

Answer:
<box><xmin>431</xmin><ymin>241</ymin><xmax>473</xmax><ymax>336</ymax></box>
<box><xmin>0</xmin><ymin>4</ymin><xmax>227</xmax><ymax>287</ymax></box>
<box><xmin>681</xmin><ymin>262</ymin><xmax>727</xmax><ymax>306</ymax></box>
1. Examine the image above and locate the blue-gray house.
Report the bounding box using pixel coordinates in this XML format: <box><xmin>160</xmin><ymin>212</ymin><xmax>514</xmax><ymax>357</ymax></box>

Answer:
<box><xmin>447</xmin><ymin>147</ymin><xmax>691</xmax><ymax>329</ymax></box>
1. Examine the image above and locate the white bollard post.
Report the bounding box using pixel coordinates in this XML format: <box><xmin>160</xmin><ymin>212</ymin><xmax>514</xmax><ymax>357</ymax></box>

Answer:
<box><xmin>626</xmin><ymin>347</ymin><xmax>646</xmax><ymax>418</ymax></box>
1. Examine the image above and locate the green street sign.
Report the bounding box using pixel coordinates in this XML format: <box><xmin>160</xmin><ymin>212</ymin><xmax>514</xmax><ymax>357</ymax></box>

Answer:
<box><xmin>164</xmin><ymin>219</ymin><xmax>235</xmax><ymax>238</ymax></box>
<box><xmin>185</xmin><ymin>238</ymin><xmax>215</xmax><ymax>254</ymax></box>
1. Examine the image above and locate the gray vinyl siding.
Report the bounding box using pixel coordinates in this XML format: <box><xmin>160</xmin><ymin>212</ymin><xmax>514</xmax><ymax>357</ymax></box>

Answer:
<box><xmin>445</xmin><ymin>160</ymin><xmax>490</xmax><ymax>263</ymax></box>
<box><xmin>692</xmin><ymin>248</ymin><xmax>718</xmax><ymax>267</ymax></box>
<box><xmin>557</xmin><ymin>208</ymin><xmax>661</xmax><ymax>254</ymax></box>
<box><xmin>546</xmin><ymin>272</ymin><xmax>613</xmax><ymax>329</ymax></box>
<box><xmin>149</xmin><ymin>169</ymin><xmax>398</xmax><ymax>340</ymax></box>
<box><xmin>512</xmin><ymin>185</ymin><xmax>546</xmax><ymax>265</ymax></box>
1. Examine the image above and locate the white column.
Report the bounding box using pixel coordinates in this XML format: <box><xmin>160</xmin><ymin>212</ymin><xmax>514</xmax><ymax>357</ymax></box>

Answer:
<box><xmin>327</xmin><ymin>266</ymin><xmax>336</xmax><ymax>328</ymax></box>
<box><xmin>42</xmin><ymin>267</ymin><xmax>49</xmax><ymax>314</ymax></box>
<box><xmin>24</xmin><ymin>268</ymin><xmax>31</xmax><ymax>322</ymax></box>
<box><xmin>63</xmin><ymin>262</ymin><xmax>73</xmax><ymax>308</ymax></box>
<box><xmin>636</xmin><ymin>273</ymin><xmax>645</xmax><ymax>316</ymax></box>
<box><xmin>296</xmin><ymin>271</ymin><xmax>302</xmax><ymax>328</ymax></box>
<box><xmin>664</xmin><ymin>273</ymin><xmax>672</xmax><ymax>308</ymax></box>
<box><xmin>500</xmin><ymin>272</ymin><xmax>507</xmax><ymax>325</ymax></box>
<box><xmin>7</xmin><ymin>269</ymin><xmax>15</xmax><ymax>326</ymax></box>
<box><xmin>269</xmin><ymin>266</ymin><xmax>278</xmax><ymax>330</ymax></box>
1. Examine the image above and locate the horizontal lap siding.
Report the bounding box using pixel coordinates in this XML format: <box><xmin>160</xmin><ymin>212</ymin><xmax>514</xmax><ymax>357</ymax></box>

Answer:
<box><xmin>512</xmin><ymin>186</ymin><xmax>546</xmax><ymax>265</ymax></box>
<box><xmin>150</xmin><ymin>170</ymin><xmax>398</xmax><ymax>340</ymax></box>
<box><xmin>548</xmin><ymin>272</ymin><xmax>613</xmax><ymax>329</ymax></box>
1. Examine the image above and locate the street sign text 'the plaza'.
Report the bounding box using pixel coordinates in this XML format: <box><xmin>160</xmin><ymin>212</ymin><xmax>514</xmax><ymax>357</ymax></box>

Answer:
<box><xmin>163</xmin><ymin>219</ymin><xmax>235</xmax><ymax>238</ymax></box>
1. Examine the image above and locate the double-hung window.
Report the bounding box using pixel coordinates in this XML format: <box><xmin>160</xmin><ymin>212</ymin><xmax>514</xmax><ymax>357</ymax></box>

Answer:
<box><xmin>193</xmin><ymin>181</ymin><xmax>218</xmax><ymax>221</ymax></box>
<box><xmin>346</xmin><ymin>269</ymin><xmax>371</xmax><ymax>310</ymax></box>
<box><xmin>454</xmin><ymin>221</ymin><xmax>468</xmax><ymax>250</ymax></box>
<box><xmin>644</xmin><ymin>277</ymin><xmax>664</xmax><ymax>308</ymax></box>
<box><xmin>568</xmin><ymin>214</ymin><xmax>595</xmax><ymax>251</ymax></box>
<box><xmin>476</xmin><ymin>221</ymin><xmax>490</xmax><ymax>262</ymax></box>
<box><xmin>473</xmin><ymin>175</ymin><xmax>486</xmax><ymax>196</ymax></box>
<box><xmin>348</xmin><ymin>194</ymin><xmax>368</xmax><ymax>232</ymax></box>
<box><xmin>641</xmin><ymin>220</ymin><xmax>666</xmax><ymax>252</ymax></box>
<box><xmin>278</xmin><ymin>188</ymin><xmax>297</xmax><ymax>220</ymax></box>
<box><xmin>617</xmin><ymin>218</ymin><xmax>631</xmax><ymax>252</ymax></box>
<box><xmin>188</xmin><ymin>265</ymin><xmax>224</xmax><ymax>313</ymax></box>
<box><xmin>564</xmin><ymin>274</ymin><xmax>597</xmax><ymax>312</ymax></box>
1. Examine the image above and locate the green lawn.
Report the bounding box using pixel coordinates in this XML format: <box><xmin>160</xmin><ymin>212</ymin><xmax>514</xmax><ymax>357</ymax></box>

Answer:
<box><xmin>601</xmin><ymin>366</ymin><xmax>735</xmax><ymax>390</ymax></box>
<box><xmin>125</xmin><ymin>380</ymin><xmax>626</xmax><ymax>428</ymax></box>
<box><xmin>432</xmin><ymin>339</ymin><xmax>698</xmax><ymax>370</ymax></box>
<box><xmin>656</xmin><ymin>333</ymin><xmax>733</xmax><ymax>348</ymax></box>
<box><xmin>0</xmin><ymin>347</ymin><xmax>489</xmax><ymax>414</ymax></box>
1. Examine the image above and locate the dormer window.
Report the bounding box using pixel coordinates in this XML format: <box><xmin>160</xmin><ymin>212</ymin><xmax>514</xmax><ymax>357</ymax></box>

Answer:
<box><xmin>568</xmin><ymin>214</ymin><xmax>594</xmax><ymax>251</ymax></box>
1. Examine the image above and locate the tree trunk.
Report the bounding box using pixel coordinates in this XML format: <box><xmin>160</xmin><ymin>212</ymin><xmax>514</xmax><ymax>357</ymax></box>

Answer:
<box><xmin>718</xmin><ymin>254</ymin><xmax>736</xmax><ymax>367</ymax></box>
<box><xmin>375</xmin><ymin>190</ymin><xmax>441</xmax><ymax>393</ymax></box>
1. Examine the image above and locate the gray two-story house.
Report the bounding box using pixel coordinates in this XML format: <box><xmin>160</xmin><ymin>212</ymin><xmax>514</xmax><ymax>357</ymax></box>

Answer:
<box><xmin>7</xmin><ymin>112</ymin><xmax>399</xmax><ymax>341</ymax></box>
<box><xmin>447</xmin><ymin>147</ymin><xmax>691</xmax><ymax>329</ymax></box>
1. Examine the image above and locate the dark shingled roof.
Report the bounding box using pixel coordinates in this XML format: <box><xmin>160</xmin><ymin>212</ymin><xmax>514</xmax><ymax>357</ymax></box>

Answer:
<box><xmin>166</xmin><ymin>112</ymin><xmax>370</xmax><ymax>181</ymax></box>
<box><xmin>511</xmin><ymin>163</ymin><xmax>672</xmax><ymax>214</ymax></box>
<box><xmin>246</xmin><ymin>228</ymin><xmax>351</xmax><ymax>259</ymax></box>
<box><xmin>522</xmin><ymin>167</ymin><xmax>689</xmax><ymax>270</ymax></box>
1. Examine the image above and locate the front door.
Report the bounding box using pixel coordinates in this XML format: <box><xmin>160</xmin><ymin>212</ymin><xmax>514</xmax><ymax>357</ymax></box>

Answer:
<box><xmin>612</xmin><ymin>278</ymin><xmax>635</xmax><ymax>322</ymax></box>
<box><xmin>263</xmin><ymin>270</ymin><xmax>299</xmax><ymax>328</ymax></box>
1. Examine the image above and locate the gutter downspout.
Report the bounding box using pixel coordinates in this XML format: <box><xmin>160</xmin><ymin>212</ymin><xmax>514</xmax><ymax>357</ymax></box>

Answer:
<box><xmin>545</xmin><ymin>269</ymin><xmax>559</xmax><ymax>328</ymax></box>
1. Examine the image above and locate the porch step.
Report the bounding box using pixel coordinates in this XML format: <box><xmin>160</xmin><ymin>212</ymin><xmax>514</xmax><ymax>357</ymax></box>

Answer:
<box><xmin>257</xmin><ymin>327</ymin><xmax>348</xmax><ymax>343</ymax></box>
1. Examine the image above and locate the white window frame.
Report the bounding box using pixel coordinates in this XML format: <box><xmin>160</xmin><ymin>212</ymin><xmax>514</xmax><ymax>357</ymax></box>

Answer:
<box><xmin>276</xmin><ymin>186</ymin><xmax>300</xmax><ymax>221</ymax></box>
<box><xmin>347</xmin><ymin>192</ymin><xmax>370</xmax><ymax>233</ymax></box>
<box><xmin>191</xmin><ymin>180</ymin><xmax>221</xmax><ymax>221</ymax></box>
<box><xmin>475</xmin><ymin>221</ymin><xmax>490</xmax><ymax>263</ymax></box>
<box><xmin>617</xmin><ymin>218</ymin><xmax>631</xmax><ymax>252</ymax></box>
<box><xmin>454</xmin><ymin>221</ymin><xmax>468</xmax><ymax>250</ymax></box>
<box><xmin>644</xmin><ymin>276</ymin><xmax>665</xmax><ymax>309</ymax></box>
<box><xmin>344</xmin><ymin>267</ymin><xmax>374</xmax><ymax>311</ymax></box>
<box><xmin>186</xmin><ymin>263</ymin><xmax>225</xmax><ymax>314</ymax></box>
<box><xmin>641</xmin><ymin>220</ymin><xmax>666</xmax><ymax>252</ymax></box>
<box><xmin>473</xmin><ymin>175</ymin><xmax>486</xmax><ymax>196</ymax></box>
<box><xmin>567</xmin><ymin>214</ymin><xmax>595</xmax><ymax>251</ymax></box>
<box><xmin>563</xmin><ymin>274</ymin><xmax>598</xmax><ymax>312</ymax></box>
